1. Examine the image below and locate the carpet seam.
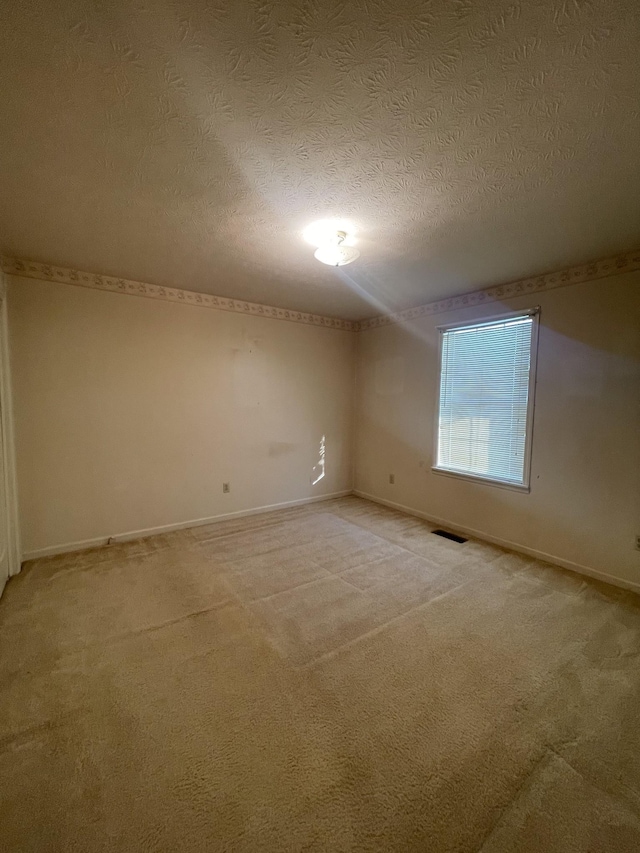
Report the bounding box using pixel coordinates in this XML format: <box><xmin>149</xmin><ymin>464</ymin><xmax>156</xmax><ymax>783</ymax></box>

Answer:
<box><xmin>547</xmin><ymin>745</ymin><xmax>640</xmax><ymax>819</ymax></box>
<box><xmin>240</xmin><ymin>570</ymin><xmax>345</xmax><ymax>605</ymax></box>
<box><xmin>470</xmin><ymin>750</ymin><xmax>553</xmax><ymax>853</ymax></box>
<box><xmin>0</xmin><ymin>708</ymin><xmax>88</xmax><ymax>755</ymax></box>
<box><xmin>295</xmin><ymin>575</ymin><xmax>475</xmax><ymax>671</ymax></box>
<box><xmin>0</xmin><ymin>599</ymin><xmax>240</xmax><ymax>686</ymax></box>
<box><xmin>323</xmin><ymin>504</ymin><xmax>510</xmax><ymax>574</ymax></box>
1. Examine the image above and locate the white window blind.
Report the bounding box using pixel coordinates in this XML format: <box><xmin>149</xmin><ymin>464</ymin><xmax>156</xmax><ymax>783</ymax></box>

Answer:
<box><xmin>436</xmin><ymin>312</ymin><xmax>537</xmax><ymax>487</ymax></box>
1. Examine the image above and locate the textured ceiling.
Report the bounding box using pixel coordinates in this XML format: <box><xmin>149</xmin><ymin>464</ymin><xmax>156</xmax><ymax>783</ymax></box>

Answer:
<box><xmin>1</xmin><ymin>0</ymin><xmax>639</xmax><ymax>320</ymax></box>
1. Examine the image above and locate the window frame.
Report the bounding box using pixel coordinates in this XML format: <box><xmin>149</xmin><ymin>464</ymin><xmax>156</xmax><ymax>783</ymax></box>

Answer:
<box><xmin>432</xmin><ymin>308</ymin><xmax>540</xmax><ymax>493</ymax></box>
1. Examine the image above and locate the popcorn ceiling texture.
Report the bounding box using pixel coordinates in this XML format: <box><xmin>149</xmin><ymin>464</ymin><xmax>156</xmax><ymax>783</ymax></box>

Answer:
<box><xmin>1</xmin><ymin>0</ymin><xmax>639</xmax><ymax>320</ymax></box>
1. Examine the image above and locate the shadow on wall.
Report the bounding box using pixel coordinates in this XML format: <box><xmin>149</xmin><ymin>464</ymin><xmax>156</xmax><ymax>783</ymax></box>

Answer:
<box><xmin>268</xmin><ymin>442</ymin><xmax>297</xmax><ymax>458</ymax></box>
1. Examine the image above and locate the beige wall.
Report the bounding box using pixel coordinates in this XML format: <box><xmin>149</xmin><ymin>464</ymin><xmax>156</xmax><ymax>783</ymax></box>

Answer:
<box><xmin>8</xmin><ymin>270</ymin><xmax>640</xmax><ymax>587</ymax></box>
<box><xmin>355</xmin><ymin>272</ymin><xmax>640</xmax><ymax>588</ymax></box>
<box><xmin>8</xmin><ymin>277</ymin><xmax>355</xmax><ymax>557</ymax></box>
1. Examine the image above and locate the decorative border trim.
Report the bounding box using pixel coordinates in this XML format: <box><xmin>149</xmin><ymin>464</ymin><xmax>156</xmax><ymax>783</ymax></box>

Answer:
<box><xmin>3</xmin><ymin>248</ymin><xmax>639</xmax><ymax>334</ymax></box>
<box><xmin>358</xmin><ymin>248</ymin><xmax>640</xmax><ymax>331</ymax></box>
<box><xmin>0</xmin><ymin>257</ymin><xmax>358</xmax><ymax>332</ymax></box>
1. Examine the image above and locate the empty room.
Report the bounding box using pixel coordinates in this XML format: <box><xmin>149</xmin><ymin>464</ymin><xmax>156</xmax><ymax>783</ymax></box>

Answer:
<box><xmin>1</xmin><ymin>1</ymin><xmax>639</xmax><ymax>850</ymax></box>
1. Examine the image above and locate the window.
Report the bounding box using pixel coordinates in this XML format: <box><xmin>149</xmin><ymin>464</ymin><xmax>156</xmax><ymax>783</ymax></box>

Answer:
<box><xmin>434</xmin><ymin>310</ymin><xmax>539</xmax><ymax>490</ymax></box>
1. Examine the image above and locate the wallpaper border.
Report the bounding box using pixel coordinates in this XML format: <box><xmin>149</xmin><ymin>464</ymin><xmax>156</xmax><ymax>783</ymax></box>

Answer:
<box><xmin>2</xmin><ymin>248</ymin><xmax>638</xmax><ymax>333</ymax></box>
<box><xmin>0</xmin><ymin>257</ymin><xmax>358</xmax><ymax>332</ymax></box>
<box><xmin>358</xmin><ymin>248</ymin><xmax>640</xmax><ymax>331</ymax></box>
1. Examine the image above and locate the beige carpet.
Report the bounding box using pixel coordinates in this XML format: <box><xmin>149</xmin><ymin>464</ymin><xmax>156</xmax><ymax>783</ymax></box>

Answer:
<box><xmin>2</xmin><ymin>496</ymin><xmax>640</xmax><ymax>852</ymax></box>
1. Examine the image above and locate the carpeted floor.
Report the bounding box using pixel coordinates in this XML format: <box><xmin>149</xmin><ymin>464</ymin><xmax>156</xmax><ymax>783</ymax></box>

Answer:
<box><xmin>2</xmin><ymin>496</ymin><xmax>640</xmax><ymax>852</ymax></box>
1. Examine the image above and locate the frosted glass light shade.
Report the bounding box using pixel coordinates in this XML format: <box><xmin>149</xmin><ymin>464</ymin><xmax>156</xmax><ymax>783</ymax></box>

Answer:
<box><xmin>313</xmin><ymin>245</ymin><xmax>360</xmax><ymax>266</ymax></box>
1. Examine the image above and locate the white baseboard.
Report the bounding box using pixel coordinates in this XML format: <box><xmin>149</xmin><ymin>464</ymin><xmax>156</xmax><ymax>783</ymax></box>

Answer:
<box><xmin>21</xmin><ymin>490</ymin><xmax>353</xmax><ymax>562</ymax></box>
<box><xmin>22</xmin><ymin>488</ymin><xmax>638</xmax><ymax>595</ymax></box>
<box><xmin>354</xmin><ymin>490</ymin><xmax>640</xmax><ymax>595</ymax></box>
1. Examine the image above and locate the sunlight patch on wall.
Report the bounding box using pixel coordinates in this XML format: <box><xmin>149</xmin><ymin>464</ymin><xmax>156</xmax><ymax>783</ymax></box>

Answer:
<box><xmin>311</xmin><ymin>435</ymin><xmax>326</xmax><ymax>485</ymax></box>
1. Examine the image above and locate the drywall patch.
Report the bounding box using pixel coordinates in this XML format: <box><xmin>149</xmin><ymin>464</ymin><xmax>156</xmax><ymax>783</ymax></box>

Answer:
<box><xmin>268</xmin><ymin>442</ymin><xmax>297</xmax><ymax>457</ymax></box>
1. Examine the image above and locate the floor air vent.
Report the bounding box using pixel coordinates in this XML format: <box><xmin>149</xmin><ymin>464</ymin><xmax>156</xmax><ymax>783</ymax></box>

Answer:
<box><xmin>432</xmin><ymin>529</ymin><xmax>467</xmax><ymax>544</ymax></box>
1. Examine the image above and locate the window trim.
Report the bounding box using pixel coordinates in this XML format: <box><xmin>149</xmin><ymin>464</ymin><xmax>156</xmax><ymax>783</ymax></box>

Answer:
<box><xmin>432</xmin><ymin>308</ymin><xmax>540</xmax><ymax>492</ymax></box>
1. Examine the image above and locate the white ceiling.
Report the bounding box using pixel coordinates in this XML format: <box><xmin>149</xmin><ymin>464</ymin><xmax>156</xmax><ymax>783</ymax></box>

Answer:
<box><xmin>1</xmin><ymin>0</ymin><xmax>639</xmax><ymax>320</ymax></box>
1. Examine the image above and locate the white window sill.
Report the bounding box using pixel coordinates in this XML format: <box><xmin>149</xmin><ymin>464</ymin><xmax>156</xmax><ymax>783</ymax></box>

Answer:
<box><xmin>431</xmin><ymin>466</ymin><xmax>531</xmax><ymax>493</ymax></box>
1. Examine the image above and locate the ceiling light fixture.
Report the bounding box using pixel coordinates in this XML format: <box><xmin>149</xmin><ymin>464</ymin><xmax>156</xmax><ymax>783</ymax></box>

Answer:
<box><xmin>303</xmin><ymin>219</ymin><xmax>356</xmax><ymax>247</ymax></box>
<box><xmin>303</xmin><ymin>220</ymin><xmax>360</xmax><ymax>267</ymax></box>
<box><xmin>314</xmin><ymin>232</ymin><xmax>360</xmax><ymax>266</ymax></box>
